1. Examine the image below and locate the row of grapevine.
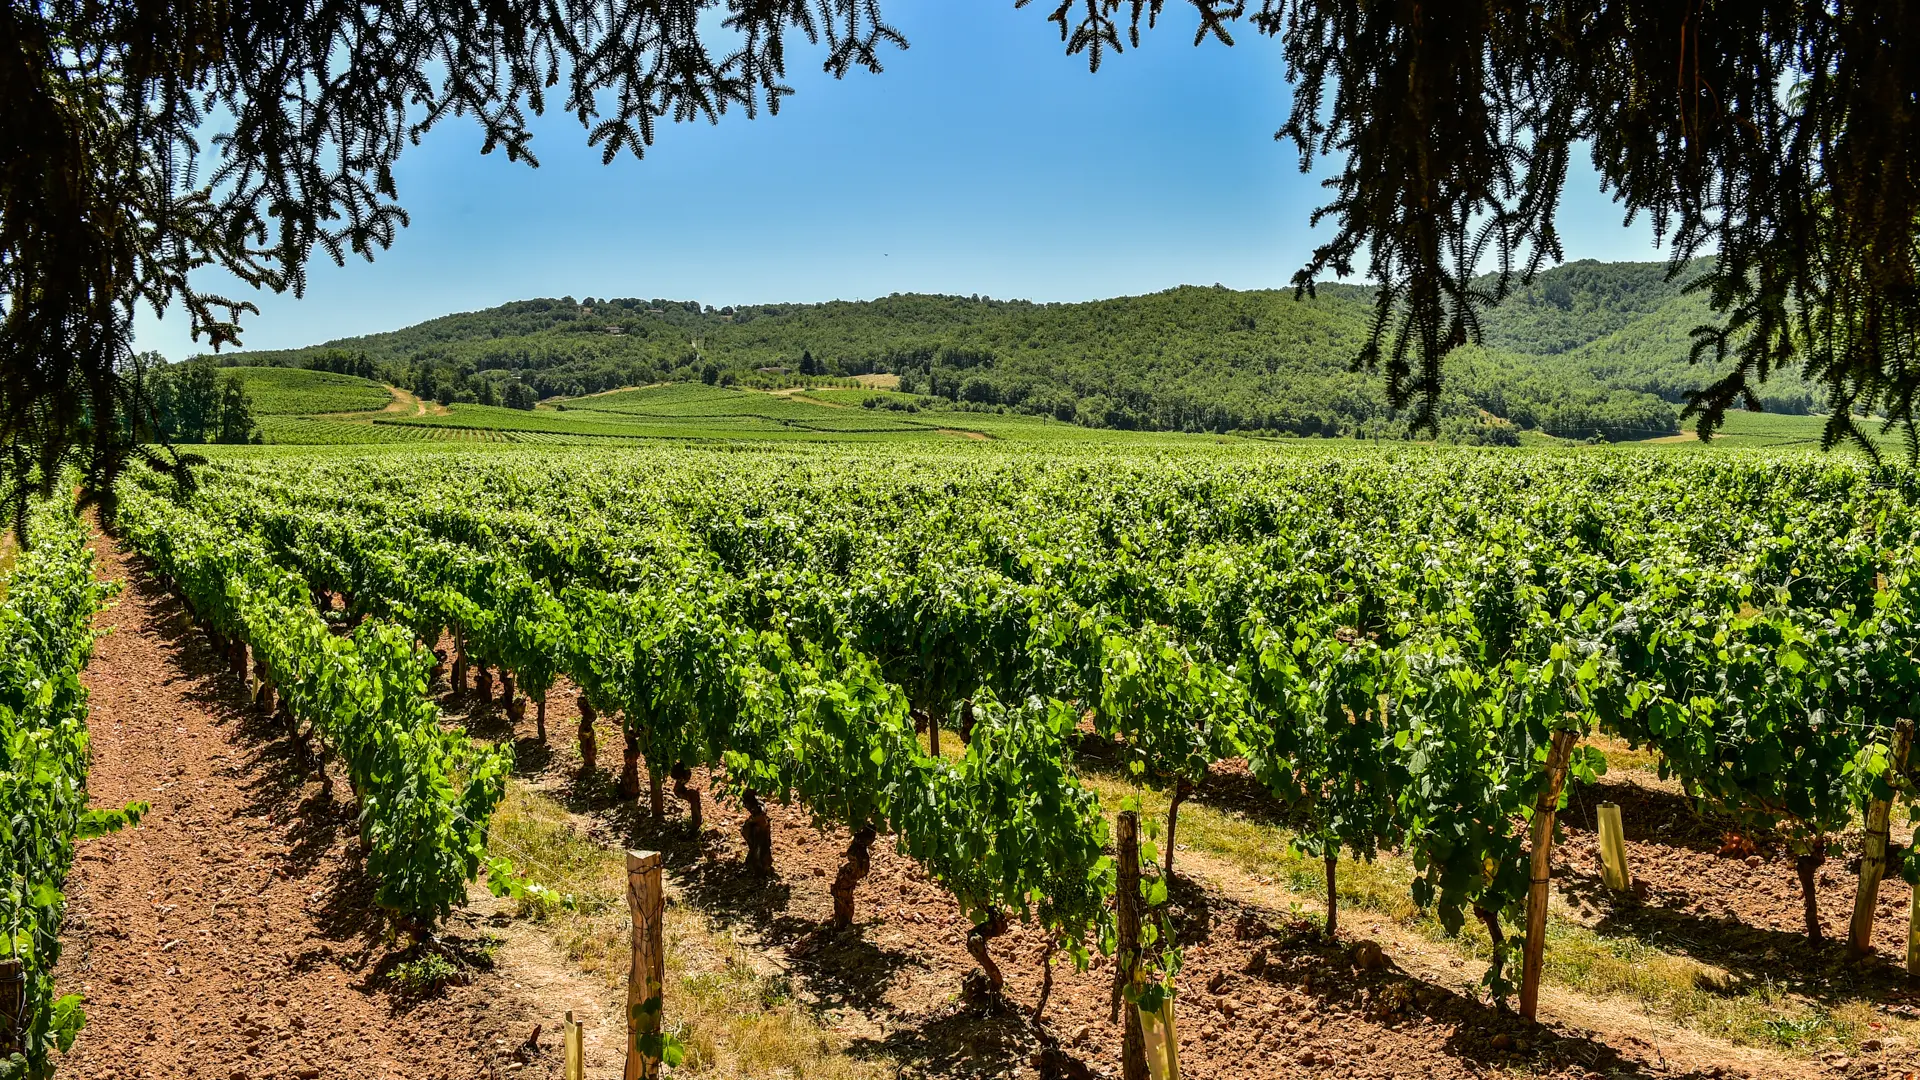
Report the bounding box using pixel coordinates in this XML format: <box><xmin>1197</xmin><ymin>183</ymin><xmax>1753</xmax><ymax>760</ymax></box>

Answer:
<box><xmin>0</xmin><ymin>496</ymin><xmax>140</xmax><ymax>1080</ymax></box>
<box><xmin>113</xmin><ymin>465</ymin><xmax>1122</xmax><ymax>991</ymax></box>
<box><xmin>112</xmin><ymin>479</ymin><xmax>514</xmax><ymax>933</ymax></box>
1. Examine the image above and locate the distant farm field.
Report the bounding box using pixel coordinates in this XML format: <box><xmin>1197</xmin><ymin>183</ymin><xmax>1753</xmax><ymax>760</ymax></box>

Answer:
<box><xmin>228</xmin><ymin>367</ymin><xmax>395</xmax><ymax>415</ymax></box>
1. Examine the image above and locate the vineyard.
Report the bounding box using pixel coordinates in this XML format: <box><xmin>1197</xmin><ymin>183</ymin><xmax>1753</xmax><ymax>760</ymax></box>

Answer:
<box><xmin>24</xmin><ymin>437</ymin><xmax>1920</xmax><ymax>1078</ymax></box>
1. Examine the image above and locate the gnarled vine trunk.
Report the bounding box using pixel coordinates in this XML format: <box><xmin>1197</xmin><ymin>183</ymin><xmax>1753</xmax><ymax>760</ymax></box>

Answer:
<box><xmin>830</xmin><ymin>825</ymin><xmax>877</xmax><ymax>929</ymax></box>
<box><xmin>252</xmin><ymin>651</ymin><xmax>270</xmax><ymax>708</ymax></box>
<box><xmin>648</xmin><ymin>764</ymin><xmax>666</xmax><ymax>821</ymax></box>
<box><xmin>741</xmin><ymin>789</ymin><xmax>774</xmax><ymax>874</ymax></box>
<box><xmin>1164</xmin><ymin>777</ymin><xmax>1194</xmax><ymax>876</ymax></box>
<box><xmin>256</xmin><ymin>675</ymin><xmax>276</xmax><ymax>719</ymax></box>
<box><xmin>577</xmin><ymin>698</ymin><xmax>598</xmax><ymax>770</ymax></box>
<box><xmin>1797</xmin><ymin>840</ymin><xmax>1828</xmax><ymax>942</ymax></box>
<box><xmin>502</xmin><ymin>673</ymin><xmax>523</xmax><ymax>721</ymax></box>
<box><xmin>534</xmin><ymin>692</ymin><xmax>547</xmax><ymax>743</ymax></box>
<box><xmin>671</xmin><ymin>762</ymin><xmax>702</xmax><ymax>831</ymax></box>
<box><xmin>475</xmin><ymin>663</ymin><xmax>493</xmax><ymax>703</ymax></box>
<box><xmin>1474</xmin><ymin>905</ymin><xmax>1504</xmax><ymax>949</ymax></box>
<box><xmin>1032</xmin><ymin>939</ymin><xmax>1056</xmax><ymax>1023</ymax></box>
<box><xmin>1325</xmin><ymin>853</ymin><xmax>1339</xmax><ymax>940</ymax></box>
<box><xmin>966</xmin><ymin>910</ymin><xmax>1011</xmax><ymax>994</ymax></box>
<box><xmin>619</xmin><ymin>729</ymin><xmax>642</xmax><ymax>799</ymax></box>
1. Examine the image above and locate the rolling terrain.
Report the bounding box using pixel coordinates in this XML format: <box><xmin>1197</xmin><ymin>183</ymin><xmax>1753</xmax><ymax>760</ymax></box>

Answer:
<box><xmin>208</xmin><ymin>260</ymin><xmax>1824</xmax><ymax>444</ymax></box>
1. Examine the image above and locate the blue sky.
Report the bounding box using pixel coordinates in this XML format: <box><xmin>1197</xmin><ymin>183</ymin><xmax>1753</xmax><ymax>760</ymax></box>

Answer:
<box><xmin>136</xmin><ymin>2</ymin><xmax>1668</xmax><ymax>359</ymax></box>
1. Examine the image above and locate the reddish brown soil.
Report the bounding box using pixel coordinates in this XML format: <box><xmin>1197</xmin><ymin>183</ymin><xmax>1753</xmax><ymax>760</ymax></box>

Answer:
<box><xmin>1558</xmin><ymin>779</ymin><xmax>1920</xmax><ymax>1011</ymax></box>
<box><xmin>1561</xmin><ymin>778</ymin><xmax>1914</xmax><ymax>947</ymax></box>
<box><xmin>471</xmin><ymin>686</ymin><xmax>1768</xmax><ymax>1080</ymax></box>
<box><xmin>53</xmin><ymin>526</ymin><xmax>541</xmax><ymax>1080</ymax></box>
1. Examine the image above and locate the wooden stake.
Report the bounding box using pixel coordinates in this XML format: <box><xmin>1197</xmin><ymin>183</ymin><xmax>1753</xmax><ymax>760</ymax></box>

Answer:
<box><xmin>1115</xmin><ymin>811</ymin><xmax>1149</xmax><ymax>1080</ymax></box>
<box><xmin>1596</xmin><ymin>802</ymin><xmax>1632</xmax><ymax>893</ymax></box>
<box><xmin>563</xmin><ymin>1009</ymin><xmax>585</xmax><ymax>1080</ymax></box>
<box><xmin>624</xmin><ymin>850</ymin><xmax>666</xmax><ymax>1080</ymax></box>
<box><xmin>1520</xmin><ymin>729</ymin><xmax>1579</xmax><ymax>1021</ymax></box>
<box><xmin>1910</xmin><ymin>878</ymin><xmax>1920</xmax><ymax>979</ymax></box>
<box><xmin>1855</xmin><ymin>720</ymin><xmax>1915</xmax><ymax>957</ymax></box>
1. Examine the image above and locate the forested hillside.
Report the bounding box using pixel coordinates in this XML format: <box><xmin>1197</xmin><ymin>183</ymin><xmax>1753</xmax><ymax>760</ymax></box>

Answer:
<box><xmin>213</xmin><ymin>259</ymin><xmax>1816</xmax><ymax>442</ymax></box>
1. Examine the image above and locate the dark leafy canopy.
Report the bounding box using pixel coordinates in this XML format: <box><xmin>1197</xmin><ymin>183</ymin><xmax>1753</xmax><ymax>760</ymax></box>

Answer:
<box><xmin>11</xmin><ymin>0</ymin><xmax>1917</xmax><ymax>525</ymax></box>
<box><xmin>1024</xmin><ymin>0</ymin><xmax>1920</xmax><ymax>457</ymax></box>
<box><xmin>0</xmin><ymin>0</ymin><xmax>904</xmax><ymax>532</ymax></box>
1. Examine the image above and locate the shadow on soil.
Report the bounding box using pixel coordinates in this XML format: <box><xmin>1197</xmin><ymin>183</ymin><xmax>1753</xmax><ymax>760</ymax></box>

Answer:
<box><xmin>1216</xmin><ymin>904</ymin><xmax>1729</xmax><ymax>1080</ymax></box>
<box><xmin>119</xmin><ymin>551</ymin><xmax>412</xmax><ymax>974</ymax></box>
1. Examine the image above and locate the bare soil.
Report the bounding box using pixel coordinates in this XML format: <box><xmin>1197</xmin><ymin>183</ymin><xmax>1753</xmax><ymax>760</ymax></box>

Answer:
<box><xmin>1558</xmin><ymin>776</ymin><xmax>1920</xmax><ymax>1006</ymax></box>
<box><xmin>54</xmin><ymin>525</ymin><xmax>548</xmax><ymax>1080</ymax></box>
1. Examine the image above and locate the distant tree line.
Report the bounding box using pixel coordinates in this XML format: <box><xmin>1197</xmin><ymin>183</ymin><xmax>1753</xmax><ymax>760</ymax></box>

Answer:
<box><xmin>131</xmin><ymin>356</ymin><xmax>260</xmax><ymax>445</ymax></box>
<box><xmin>204</xmin><ymin>261</ymin><xmax>1840</xmax><ymax>443</ymax></box>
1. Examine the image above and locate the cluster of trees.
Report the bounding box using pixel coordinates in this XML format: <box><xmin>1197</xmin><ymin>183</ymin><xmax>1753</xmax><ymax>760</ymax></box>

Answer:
<box><xmin>132</xmin><ymin>356</ymin><xmax>260</xmax><ymax>445</ymax></box>
<box><xmin>294</xmin><ymin>349</ymin><xmax>382</xmax><ymax>381</ymax></box>
<box><xmin>215</xmin><ymin>260</ymin><xmax>1832</xmax><ymax>442</ymax></box>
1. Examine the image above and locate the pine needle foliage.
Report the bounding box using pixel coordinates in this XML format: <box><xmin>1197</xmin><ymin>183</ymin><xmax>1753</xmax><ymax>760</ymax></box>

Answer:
<box><xmin>0</xmin><ymin>1</ymin><xmax>904</xmax><ymax>538</ymax></box>
<box><xmin>1023</xmin><ymin>0</ymin><xmax>1920</xmax><ymax>457</ymax></box>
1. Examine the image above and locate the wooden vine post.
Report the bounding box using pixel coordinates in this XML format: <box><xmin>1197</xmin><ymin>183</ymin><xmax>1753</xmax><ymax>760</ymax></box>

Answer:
<box><xmin>1595</xmin><ymin>802</ymin><xmax>1632</xmax><ymax>893</ymax></box>
<box><xmin>1114</xmin><ymin>811</ymin><xmax>1149</xmax><ymax>1080</ymax></box>
<box><xmin>562</xmin><ymin>1009</ymin><xmax>585</xmax><ymax>1080</ymax></box>
<box><xmin>1851</xmin><ymin>719</ymin><xmax>1914</xmax><ymax>958</ymax></box>
<box><xmin>1910</xmin><ymin>885</ymin><xmax>1920</xmax><ymax>980</ymax></box>
<box><xmin>1520</xmin><ymin>729</ymin><xmax>1579</xmax><ymax>1021</ymax></box>
<box><xmin>624</xmin><ymin>850</ymin><xmax>666</xmax><ymax>1080</ymax></box>
<box><xmin>1852</xmin><ymin>719</ymin><xmax>1913</xmax><ymax>958</ymax></box>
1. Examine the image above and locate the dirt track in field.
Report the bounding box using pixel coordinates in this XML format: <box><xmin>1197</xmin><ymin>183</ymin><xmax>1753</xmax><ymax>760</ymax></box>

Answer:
<box><xmin>53</xmin><ymin>523</ymin><xmax>547</xmax><ymax>1080</ymax></box>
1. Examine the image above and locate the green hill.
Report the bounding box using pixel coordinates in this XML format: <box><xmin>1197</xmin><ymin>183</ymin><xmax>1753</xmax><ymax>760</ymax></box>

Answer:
<box><xmin>227</xmin><ymin>367</ymin><xmax>394</xmax><ymax>415</ymax></box>
<box><xmin>211</xmin><ymin>260</ymin><xmax>1819</xmax><ymax>443</ymax></box>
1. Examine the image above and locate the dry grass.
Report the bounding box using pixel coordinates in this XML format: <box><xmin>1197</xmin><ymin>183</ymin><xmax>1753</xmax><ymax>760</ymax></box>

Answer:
<box><xmin>487</xmin><ymin>784</ymin><xmax>888</xmax><ymax>1080</ymax></box>
<box><xmin>0</xmin><ymin>531</ymin><xmax>16</xmax><ymax>599</ymax></box>
<box><xmin>1586</xmin><ymin>732</ymin><xmax>1666</xmax><ymax>775</ymax></box>
<box><xmin>915</xmin><ymin>729</ymin><xmax>968</xmax><ymax>761</ymax></box>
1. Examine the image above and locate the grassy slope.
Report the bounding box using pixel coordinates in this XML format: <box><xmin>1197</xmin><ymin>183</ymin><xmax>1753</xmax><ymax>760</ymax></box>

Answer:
<box><xmin>229</xmin><ymin>367</ymin><xmax>394</xmax><ymax>415</ymax></box>
<box><xmin>1646</xmin><ymin>409</ymin><xmax>1906</xmax><ymax>452</ymax></box>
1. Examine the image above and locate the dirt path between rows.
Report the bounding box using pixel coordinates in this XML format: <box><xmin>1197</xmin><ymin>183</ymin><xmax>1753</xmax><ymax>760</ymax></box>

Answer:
<box><xmin>52</xmin><ymin>523</ymin><xmax>555</xmax><ymax>1080</ymax></box>
<box><xmin>370</xmin><ymin>385</ymin><xmax>444</xmax><ymax>418</ymax></box>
